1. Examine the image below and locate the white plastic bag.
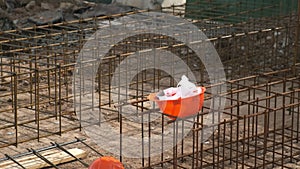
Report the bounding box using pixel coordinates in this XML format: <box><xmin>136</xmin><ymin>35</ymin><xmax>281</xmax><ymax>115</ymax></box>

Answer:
<box><xmin>157</xmin><ymin>75</ymin><xmax>200</xmax><ymax>100</ymax></box>
<box><xmin>177</xmin><ymin>75</ymin><xmax>198</xmax><ymax>98</ymax></box>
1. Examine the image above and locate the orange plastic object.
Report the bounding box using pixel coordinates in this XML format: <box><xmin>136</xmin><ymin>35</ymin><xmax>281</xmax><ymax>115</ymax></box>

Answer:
<box><xmin>148</xmin><ymin>87</ymin><xmax>206</xmax><ymax>119</ymax></box>
<box><xmin>89</xmin><ymin>156</ymin><xmax>124</xmax><ymax>169</ymax></box>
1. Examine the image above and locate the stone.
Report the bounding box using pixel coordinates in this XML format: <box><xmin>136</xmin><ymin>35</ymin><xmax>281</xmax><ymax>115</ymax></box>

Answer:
<box><xmin>264</xmin><ymin>68</ymin><xmax>273</xmax><ymax>72</ymax></box>
<box><xmin>22</xmin><ymin>80</ymin><xmax>29</xmax><ymax>86</ymax></box>
<box><xmin>41</xmin><ymin>2</ymin><xmax>54</xmax><ymax>10</ymax></box>
<box><xmin>112</xmin><ymin>0</ymin><xmax>162</xmax><ymax>10</ymax></box>
<box><xmin>0</xmin><ymin>1</ymin><xmax>5</xmax><ymax>8</ymax></box>
<box><xmin>18</xmin><ymin>0</ymin><xmax>32</xmax><ymax>6</ymax></box>
<box><xmin>83</xmin><ymin>0</ymin><xmax>96</xmax><ymax>6</ymax></box>
<box><xmin>59</xmin><ymin>2</ymin><xmax>74</xmax><ymax>10</ymax></box>
<box><xmin>74</xmin><ymin>3</ymin><xmax>133</xmax><ymax>18</ymax></box>
<box><xmin>0</xmin><ymin>9</ymin><xmax>15</xmax><ymax>30</ymax></box>
<box><xmin>6</xmin><ymin>132</ymin><xmax>14</xmax><ymax>135</ymax></box>
<box><xmin>25</xmin><ymin>0</ymin><xmax>35</xmax><ymax>10</ymax></box>
<box><xmin>74</xmin><ymin>0</ymin><xmax>84</xmax><ymax>5</ymax></box>
<box><xmin>12</xmin><ymin>19</ymin><xmax>18</xmax><ymax>24</ymax></box>
<box><xmin>204</xmin><ymin>141</ymin><xmax>210</xmax><ymax>144</ymax></box>
<box><xmin>63</xmin><ymin>12</ymin><xmax>77</xmax><ymax>22</ymax></box>
<box><xmin>7</xmin><ymin>98</ymin><xmax>12</xmax><ymax>102</ymax></box>
<box><xmin>0</xmin><ymin>8</ymin><xmax>9</xmax><ymax>18</ymax></box>
<box><xmin>28</xmin><ymin>10</ymin><xmax>63</xmax><ymax>25</ymax></box>
<box><xmin>73</xmin><ymin>6</ymin><xmax>91</xmax><ymax>15</ymax></box>
<box><xmin>4</xmin><ymin>0</ymin><xmax>17</xmax><ymax>11</ymax></box>
<box><xmin>284</xmin><ymin>163</ymin><xmax>300</xmax><ymax>169</ymax></box>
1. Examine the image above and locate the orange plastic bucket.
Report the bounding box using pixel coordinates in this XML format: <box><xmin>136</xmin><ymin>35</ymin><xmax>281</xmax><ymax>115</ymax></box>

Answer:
<box><xmin>89</xmin><ymin>156</ymin><xmax>124</xmax><ymax>169</ymax></box>
<box><xmin>149</xmin><ymin>87</ymin><xmax>205</xmax><ymax>119</ymax></box>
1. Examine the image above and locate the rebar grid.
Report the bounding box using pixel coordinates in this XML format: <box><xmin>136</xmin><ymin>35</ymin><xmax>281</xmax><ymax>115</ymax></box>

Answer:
<box><xmin>0</xmin><ymin>0</ymin><xmax>299</xmax><ymax>168</ymax></box>
<box><xmin>0</xmin><ymin>138</ymin><xmax>100</xmax><ymax>168</ymax></box>
<box><xmin>96</xmin><ymin>65</ymin><xmax>295</xmax><ymax>169</ymax></box>
<box><xmin>139</xmin><ymin>66</ymin><xmax>300</xmax><ymax>169</ymax></box>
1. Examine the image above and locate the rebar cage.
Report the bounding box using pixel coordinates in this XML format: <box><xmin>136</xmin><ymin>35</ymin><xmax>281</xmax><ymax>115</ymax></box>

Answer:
<box><xmin>0</xmin><ymin>0</ymin><xmax>300</xmax><ymax>168</ymax></box>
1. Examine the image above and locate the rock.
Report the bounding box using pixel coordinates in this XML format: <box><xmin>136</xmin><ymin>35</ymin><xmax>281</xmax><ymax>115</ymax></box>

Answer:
<box><xmin>59</xmin><ymin>2</ymin><xmax>74</xmax><ymax>11</ymax></box>
<box><xmin>204</xmin><ymin>141</ymin><xmax>210</xmax><ymax>144</ymax></box>
<box><xmin>7</xmin><ymin>98</ymin><xmax>12</xmax><ymax>102</ymax></box>
<box><xmin>0</xmin><ymin>8</ymin><xmax>9</xmax><ymax>18</ymax></box>
<box><xmin>73</xmin><ymin>6</ymin><xmax>92</xmax><ymax>15</ymax></box>
<box><xmin>0</xmin><ymin>8</ymin><xmax>15</xmax><ymax>30</ymax></box>
<box><xmin>25</xmin><ymin>0</ymin><xmax>35</xmax><ymax>10</ymax></box>
<box><xmin>86</xmin><ymin>0</ymin><xmax>112</xmax><ymax>4</ymax></box>
<box><xmin>264</xmin><ymin>68</ymin><xmax>273</xmax><ymax>72</ymax></box>
<box><xmin>6</xmin><ymin>132</ymin><xmax>14</xmax><ymax>135</ymax></box>
<box><xmin>4</xmin><ymin>0</ymin><xmax>17</xmax><ymax>11</ymax></box>
<box><xmin>74</xmin><ymin>3</ymin><xmax>133</xmax><ymax>18</ymax></box>
<box><xmin>82</xmin><ymin>0</ymin><xmax>96</xmax><ymax>6</ymax></box>
<box><xmin>63</xmin><ymin>0</ymin><xmax>84</xmax><ymax>7</ymax></box>
<box><xmin>41</xmin><ymin>2</ymin><xmax>54</xmax><ymax>10</ymax></box>
<box><xmin>63</xmin><ymin>12</ymin><xmax>77</xmax><ymax>22</ymax></box>
<box><xmin>22</xmin><ymin>80</ymin><xmax>29</xmax><ymax>86</ymax></box>
<box><xmin>0</xmin><ymin>0</ymin><xmax>5</xmax><ymax>8</ymax></box>
<box><xmin>19</xmin><ymin>0</ymin><xmax>32</xmax><ymax>6</ymax></box>
<box><xmin>12</xmin><ymin>19</ymin><xmax>18</xmax><ymax>24</ymax></box>
<box><xmin>112</xmin><ymin>0</ymin><xmax>162</xmax><ymax>10</ymax></box>
<box><xmin>284</xmin><ymin>163</ymin><xmax>300</xmax><ymax>169</ymax></box>
<box><xmin>28</xmin><ymin>10</ymin><xmax>63</xmax><ymax>25</ymax></box>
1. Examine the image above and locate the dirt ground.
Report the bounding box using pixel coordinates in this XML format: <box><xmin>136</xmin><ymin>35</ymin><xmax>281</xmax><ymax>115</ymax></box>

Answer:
<box><xmin>1</xmin><ymin>60</ymin><xmax>300</xmax><ymax>168</ymax></box>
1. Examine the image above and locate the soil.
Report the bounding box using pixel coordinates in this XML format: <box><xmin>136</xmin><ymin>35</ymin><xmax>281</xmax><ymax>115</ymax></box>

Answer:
<box><xmin>1</xmin><ymin>52</ymin><xmax>300</xmax><ymax>168</ymax></box>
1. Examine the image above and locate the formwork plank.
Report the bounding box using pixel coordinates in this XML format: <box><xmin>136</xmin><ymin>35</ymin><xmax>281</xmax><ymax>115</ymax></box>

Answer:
<box><xmin>0</xmin><ymin>148</ymin><xmax>87</xmax><ymax>169</ymax></box>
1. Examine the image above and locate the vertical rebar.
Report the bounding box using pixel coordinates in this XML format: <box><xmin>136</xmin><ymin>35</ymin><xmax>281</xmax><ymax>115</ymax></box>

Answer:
<box><xmin>36</xmin><ymin>70</ymin><xmax>40</xmax><ymax>141</ymax></box>
<box><xmin>254</xmin><ymin>97</ymin><xmax>259</xmax><ymax>168</ymax></box>
<box><xmin>263</xmin><ymin>110</ymin><xmax>269</xmax><ymax>168</ymax></box>
<box><xmin>281</xmin><ymin>79</ymin><xmax>286</xmax><ymax>168</ymax></box>
<box><xmin>229</xmin><ymin>84</ymin><xmax>233</xmax><ymax>165</ymax></box>
<box><xmin>272</xmin><ymin>94</ymin><xmax>278</xmax><ymax>168</ymax></box>
<box><xmin>54</xmin><ymin>54</ymin><xmax>58</xmax><ymax>119</ymax></box>
<box><xmin>98</xmin><ymin>62</ymin><xmax>102</xmax><ymax>126</ymax></box>
<box><xmin>119</xmin><ymin>105</ymin><xmax>123</xmax><ymax>163</ymax></box>
<box><xmin>290</xmin><ymin>90</ymin><xmax>295</xmax><ymax>162</ymax></box>
<box><xmin>172</xmin><ymin>120</ymin><xmax>178</xmax><ymax>169</ymax></box>
<box><xmin>13</xmin><ymin>73</ymin><xmax>18</xmax><ymax>146</ymax></box>
<box><xmin>58</xmin><ymin>65</ymin><xmax>62</xmax><ymax>135</ymax></box>
<box><xmin>222</xmin><ymin>119</ymin><xmax>226</xmax><ymax>168</ymax></box>
<box><xmin>235</xmin><ymin>100</ymin><xmax>239</xmax><ymax>169</ymax></box>
<box><xmin>141</xmin><ymin>105</ymin><xmax>145</xmax><ymax>167</ymax></box>
<box><xmin>195</xmin><ymin>114</ymin><xmax>199</xmax><ymax>168</ymax></box>
<box><xmin>293</xmin><ymin>0</ymin><xmax>300</xmax><ymax>75</ymax></box>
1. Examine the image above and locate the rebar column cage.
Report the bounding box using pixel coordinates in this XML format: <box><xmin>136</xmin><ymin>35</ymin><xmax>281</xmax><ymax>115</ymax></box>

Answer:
<box><xmin>0</xmin><ymin>0</ymin><xmax>299</xmax><ymax>168</ymax></box>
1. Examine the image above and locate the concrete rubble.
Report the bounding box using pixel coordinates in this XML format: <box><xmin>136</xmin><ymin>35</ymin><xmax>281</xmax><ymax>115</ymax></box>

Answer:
<box><xmin>0</xmin><ymin>0</ymin><xmax>165</xmax><ymax>31</ymax></box>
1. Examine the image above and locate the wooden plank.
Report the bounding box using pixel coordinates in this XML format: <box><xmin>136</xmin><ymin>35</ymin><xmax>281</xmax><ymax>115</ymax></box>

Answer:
<box><xmin>0</xmin><ymin>148</ymin><xmax>88</xmax><ymax>169</ymax></box>
<box><xmin>0</xmin><ymin>149</ymin><xmax>61</xmax><ymax>167</ymax></box>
